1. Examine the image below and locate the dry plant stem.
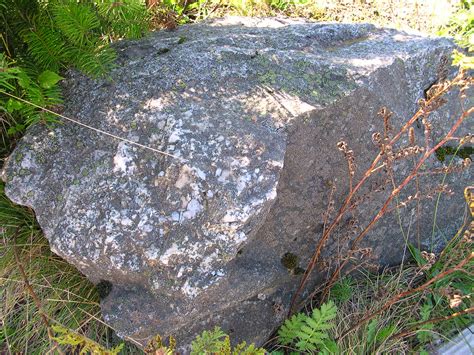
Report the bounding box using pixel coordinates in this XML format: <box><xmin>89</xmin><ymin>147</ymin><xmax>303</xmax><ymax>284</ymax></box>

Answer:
<box><xmin>389</xmin><ymin>307</ymin><xmax>474</xmax><ymax>341</ymax></box>
<box><xmin>320</xmin><ymin>106</ymin><xmax>474</xmax><ymax>302</ymax></box>
<box><xmin>414</xmin><ymin>157</ymin><xmax>421</xmax><ymax>249</ymax></box>
<box><xmin>338</xmin><ymin>252</ymin><xmax>473</xmax><ymax>340</ymax></box>
<box><xmin>288</xmin><ymin>74</ymin><xmax>465</xmax><ymax>314</ymax></box>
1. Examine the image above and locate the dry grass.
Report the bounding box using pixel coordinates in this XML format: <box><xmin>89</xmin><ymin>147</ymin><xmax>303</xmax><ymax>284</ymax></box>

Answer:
<box><xmin>0</xmin><ymin>183</ymin><xmax>142</xmax><ymax>353</ymax></box>
<box><xmin>148</xmin><ymin>0</ymin><xmax>461</xmax><ymax>34</ymax></box>
<box><xmin>329</xmin><ymin>267</ymin><xmax>420</xmax><ymax>354</ymax></box>
<box><xmin>315</xmin><ymin>0</ymin><xmax>460</xmax><ymax>33</ymax></box>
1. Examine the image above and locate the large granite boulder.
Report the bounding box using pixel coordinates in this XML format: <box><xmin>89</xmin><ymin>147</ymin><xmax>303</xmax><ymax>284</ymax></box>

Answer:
<box><xmin>3</xmin><ymin>17</ymin><xmax>472</xmax><ymax>349</ymax></box>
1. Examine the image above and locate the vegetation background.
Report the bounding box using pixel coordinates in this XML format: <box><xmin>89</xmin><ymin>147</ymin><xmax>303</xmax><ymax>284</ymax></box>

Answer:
<box><xmin>0</xmin><ymin>0</ymin><xmax>472</xmax><ymax>354</ymax></box>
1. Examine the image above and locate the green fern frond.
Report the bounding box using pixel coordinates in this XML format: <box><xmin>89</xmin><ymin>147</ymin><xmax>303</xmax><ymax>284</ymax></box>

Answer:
<box><xmin>277</xmin><ymin>301</ymin><xmax>338</xmax><ymax>353</ymax></box>
<box><xmin>52</xmin><ymin>2</ymin><xmax>101</xmax><ymax>46</ymax></box>
<box><xmin>319</xmin><ymin>339</ymin><xmax>339</xmax><ymax>354</ymax></box>
<box><xmin>24</xmin><ymin>28</ymin><xmax>64</xmax><ymax>71</ymax></box>
<box><xmin>190</xmin><ymin>327</ymin><xmax>265</xmax><ymax>355</ymax></box>
<box><xmin>96</xmin><ymin>0</ymin><xmax>149</xmax><ymax>39</ymax></box>
<box><xmin>191</xmin><ymin>326</ymin><xmax>228</xmax><ymax>354</ymax></box>
<box><xmin>65</xmin><ymin>43</ymin><xmax>116</xmax><ymax>77</ymax></box>
<box><xmin>0</xmin><ymin>56</ymin><xmax>23</xmax><ymax>92</ymax></box>
<box><xmin>318</xmin><ymin>301</ymin><xmax>338</xmax><ymax>322</ymax></box>
<box><xmin>22</xmin><ymin>20</ymin><xmax>65</xmax><ymax>71</ymax></box>
<box><xmin>14</xmin><ymin>1</ymin><xmax>120</xmax><ymax>77</ymax></box>
<box><xmin>0</xmin><ymin>55</ymin><xmax>63</xmax><ymax>132</ymax></box>
<box><xmin>232</xmin><ymin>341</ymin><xmax>266</xmax><ymax>355</ymax></box>
<box><xmin>278</xmin><ymin>312</ymin><xmax>307</xmax><ymax>345</ymax></box>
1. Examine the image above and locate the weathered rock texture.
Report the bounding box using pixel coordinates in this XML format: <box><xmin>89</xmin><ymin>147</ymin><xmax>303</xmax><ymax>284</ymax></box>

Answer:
<box><xmin>3</xmin><ymin>17</ymin><xmax>472</xmax><ymax>349</ymax></box>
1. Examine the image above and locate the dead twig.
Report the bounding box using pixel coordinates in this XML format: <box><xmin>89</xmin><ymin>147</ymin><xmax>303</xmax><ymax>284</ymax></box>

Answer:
<box><xmin>320</xmin><ymin>105</ymin><xmax>473</xmax><ymax>302</ymax></box>
<box><xmin>289</xmin><ymin>71</ymin><xmax>468</xmax><ymax>314</ymax></box>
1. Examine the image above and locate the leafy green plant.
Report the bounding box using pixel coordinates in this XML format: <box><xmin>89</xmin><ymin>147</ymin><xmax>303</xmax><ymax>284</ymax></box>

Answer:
<box><xmin>159</xmin><ymin>0</ymin><xmax>208</xmax><ymax>24</ymax></box>
<box><xmin>51</xmin><ymin>325</ymin><xmax>124</xmax><ymax>355</ymax></box>
<box><xmin>3</xmin><ymin>0</ymin><xmax>128</xmax><ymax>76</ymax></box>
<box><xmin>96</xmin><ymin>0</ymin><xmax>150</xmax><ymax>40</ymax></box>
<box><xmin>0</xmin><ymin>0</ymin><xmax>149</xmax><ymax>137</ymax></box>
<box><xmin>190</xmin><ymin>326</ymin><xmax>265</xmax><ymax>355</ymax></box>
<box><xmin>439</xmin><ymin>0</ymin><xmax>473</xmax><ymax>51</ymax></box>
<box><xmin>365</xmin><ymin>319</ymin><xmax>396</xmax><ymax>349</ymax></box>
<box><xmin>191</xmin><ymin>327</ymin><xmax>230</xmax><ymax>354</ymax></box>
<box><xmin>0</xmin><ymin>54</ymin><xmax>63</xmax><ymax>134</ymax></box>
<box><xmin>406</xmin><ymin>229</ymin><xmax>473</xmax><ymax>345</ymax></box>
<box><xmin>269</xmin><ymin>0</ymin><xmax>311</xmax><ymax>12</ymax></box>
<box><xmin>438</xmin><ymin>0</ymin><xmax>473</xmax><ymax>68</ymax></box>
<box><xmin>278</xmin><ymin>301</ymin><xmax>338</xmax><ymax>353</ymax></box>
<box><xmin>329</xmin><ymin>276</ymin><xmax>353</xmax><ymax>303</ymax></box>
<box><xmin>416</xmin><ymin>303</ymin><xmax>434</xmax><ymax>344</ymax></box>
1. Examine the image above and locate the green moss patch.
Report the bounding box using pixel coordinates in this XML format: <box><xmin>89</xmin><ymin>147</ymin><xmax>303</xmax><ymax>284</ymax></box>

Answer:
<box><xmin>435</xmin><ymin>145</ymin><xmax>473</xmax><ymax>162</ymax></box>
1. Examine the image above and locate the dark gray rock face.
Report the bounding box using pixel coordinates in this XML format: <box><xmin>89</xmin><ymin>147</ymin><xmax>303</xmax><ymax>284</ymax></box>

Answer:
<box><xmin>3</xmin><ymin>17</ymin><xmax>472</xmax><ymax>348</ymax></box>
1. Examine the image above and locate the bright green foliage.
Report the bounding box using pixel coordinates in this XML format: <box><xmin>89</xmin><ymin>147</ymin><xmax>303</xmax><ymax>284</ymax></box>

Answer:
<box><xmin>52</xmin><ymin>2</ymin><xmax>102</xmax><ymax>46</ymax></box>
<box><xmin>22</xmin><ymin>23</ymin><xmax>66</xmax><ymax>72</ymax></box>
<box><xmin>374</xmin><ymin>324</ymin><xmax>396</xmax><ymax>344</ymax></box>
<box><xmin>408</xmin><ymin>235</ymin><xmax>473</xmax><ymax>344</ymax></box>
<box><xmin>38</xmin><ymin>70</ymin><xmax>64</xmax><ymax>89</ymax></box>
<box><xmin>0</xmin><ymin>54</ymin><xmax>62</xmax><ymax>135</ymax></box>
<box><xmin>329</xmin><ymin>276</ymin><xmax>353</xmax><ymax>303</ymax></box>
<box><xmin>51</xmin><ymin>325</ymin><xmax>124</xmax><ymax>355</ymax></box>
<box><xmin>269</xmin><ymin>0</ymin><xmax>311</xmax><ymax>11</ymax></box>
<box><xmin>439</xmin><ymin>0</ymin><xmax>473</xmax><ymax>51</ymax></box>
<box><xmin>366</xmin><ymin>319</ymin><xmax>397</xmax><ymax>349</ymax></box>
<box><xmin>66</xmin><ymin>44</ymin><xmax>117</xmax><ymax>78</ymax></box>
<box><xmin>0</xmin><ymin>0</ymin><xmax>149</xmax><ymax>138</ymax></box>
<box><xmin>438</xmin><ymin>0</ymin><xmax>473</xmax><ymax>68</ymax></box>
<box><xmin>278</xmin><ymin>301</ymin><xmax>338</xmax><ymax>353</ymax></box>
<box><xmin>366</xmin><ymin>319</ymin><xmax>378</xmax><ymax>347</ymax></box>
<box><xmin>190</xmin><ymin>326</ymin><xmax>265</xmax><ymax>355</ymax></box>
<box><xmin>278</xmin><ymin>313</ymin><xmax>307</xmax><ymax>345</ymax></box>
<box><xmin>451</xmin><ymin>49</ymin><xmax>474</xmax><ymax>69</ymax></box>
<box><xmin>2</xmin><ymin>0</ymin><xmax>149</xmax><ymax>75</ymax></box>
<box><xmin>160</xmin><ymin>0</ymin><xmax>208</xmax><ymax>24</ymax></box>
<box><xmin>232</xmin><ymin>341</ymin><xmax>266</xmax><ymax>355</ymax></box>
<box><xmin>191</xmin><ymin>326</ymin><xmax>228</xmax><ymax>354</ymax></box>
<box><xmin>416</xmin><ymin>303</ymin><xmax>434</xmax><ymax>344</ymax></box>
<box><xmin>96</xmin><ymin>0</ymin><xmax>150</xmax><ymax>40</ymax></box>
